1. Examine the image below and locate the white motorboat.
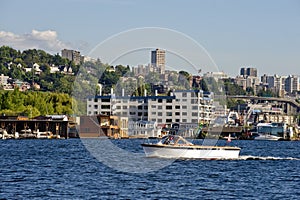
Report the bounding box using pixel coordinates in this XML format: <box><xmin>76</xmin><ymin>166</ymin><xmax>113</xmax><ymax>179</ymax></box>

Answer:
<box><xmin>141</xmin><ymin>135</ymin><xmax>240</xmax><ymax>159</ymax></box>
<box><xmin>35</xmin><ymin>130</ymin><xmax>52</xmax><ymax>139</ymax></box>
<box><xmin>252</xmin><ymin>132</ymin><xmax>282</xmax><ymax>140</ymax></box>
<box><xmin>252</xmin><ymin>123</ymin><xmax>284</xmax><ymax>141</ymax></box>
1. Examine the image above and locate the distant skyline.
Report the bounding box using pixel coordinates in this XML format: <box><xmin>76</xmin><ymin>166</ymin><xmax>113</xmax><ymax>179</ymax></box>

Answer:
<box><xmin>0</xmin><ymin>0</ymin><xmax>299</xmax><ymax>77</ymax></box>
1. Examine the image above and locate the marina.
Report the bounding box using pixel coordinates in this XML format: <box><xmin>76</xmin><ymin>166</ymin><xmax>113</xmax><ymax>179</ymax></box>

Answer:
<box><xmin>0</xmin><ymin>115</ymin><xmax>69</xmax><ymax>139</ymax></box>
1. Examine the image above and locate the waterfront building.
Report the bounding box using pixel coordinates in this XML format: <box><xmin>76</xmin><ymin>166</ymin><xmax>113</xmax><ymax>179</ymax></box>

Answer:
<box><xmin>86</xmin><ymin>89</ymin><xmax>215</xmax><ymax>128</ymax></box>
<box><xmin>128</xmin><ymin>120</ymin><xmax>162</xmax><ymax>138</ymax></box>
<box><xmin>151</xmin><ymin>49</ymin><xmax>165</xmax><ymax>74</ymax></box>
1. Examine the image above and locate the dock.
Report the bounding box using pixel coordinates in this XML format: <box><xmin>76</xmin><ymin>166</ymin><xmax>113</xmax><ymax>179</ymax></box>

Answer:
<box><xmin>0</xmin><ymin>115</ymin><xmax>69</xmax><ymax>139</ymax></box>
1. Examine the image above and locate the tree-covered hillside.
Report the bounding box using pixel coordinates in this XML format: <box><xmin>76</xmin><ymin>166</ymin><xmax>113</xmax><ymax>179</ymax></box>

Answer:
<box><xmin>0</xmin><ymin>89</ymin><xmax>75</xmax><ymax>117</ymax></box>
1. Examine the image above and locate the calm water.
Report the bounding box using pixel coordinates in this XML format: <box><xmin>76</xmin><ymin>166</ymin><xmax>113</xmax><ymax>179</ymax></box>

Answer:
<box><xmin>1</xmin><ymin>139</ymin><xmax>300</xmax><ymax>199</ymax></box>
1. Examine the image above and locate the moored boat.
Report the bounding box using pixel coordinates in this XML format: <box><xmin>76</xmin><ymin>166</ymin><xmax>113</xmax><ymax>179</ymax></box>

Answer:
<box><xmin>141</xmin><ymin>135</ymin><xmax>240</xmax><ymax>159</ymax></box>
<box><xmin>251</xmin><ymin>122</ymin><xmax>285</xmax><ymax>141</ymax></box>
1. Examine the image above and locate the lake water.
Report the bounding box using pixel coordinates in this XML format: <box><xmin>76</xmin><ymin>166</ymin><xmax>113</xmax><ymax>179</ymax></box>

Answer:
<box><xmin>1</xmin><ymin>139</ymin><xmax>300</xmax><ymax>199</ymax></box>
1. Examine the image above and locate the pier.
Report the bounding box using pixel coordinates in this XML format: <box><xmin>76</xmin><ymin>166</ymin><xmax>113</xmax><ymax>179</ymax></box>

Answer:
<box><xmin>0</xmin><ymin>115</ymin><xmax>69</xmax><ymax>139</ymax></box>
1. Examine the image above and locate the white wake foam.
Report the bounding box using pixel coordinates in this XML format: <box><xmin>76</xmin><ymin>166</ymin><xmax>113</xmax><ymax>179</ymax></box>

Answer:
<box><xmin>238</xmin><ymin>155</ymin><xmax>300</xmax><ymax>160</ymax></box>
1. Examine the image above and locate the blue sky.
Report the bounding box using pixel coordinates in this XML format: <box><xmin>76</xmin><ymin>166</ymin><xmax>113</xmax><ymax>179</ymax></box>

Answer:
<box><xmin>0</xmin><ymin>0</ymin><xmax>299</xmax><ymax>76</ymax></box>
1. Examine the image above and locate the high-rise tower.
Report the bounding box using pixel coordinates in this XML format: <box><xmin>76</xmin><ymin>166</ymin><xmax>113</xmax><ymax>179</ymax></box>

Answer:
<box><xmin>151</xmin><ymin>49</ymin><xmax>165</xmax><ymax>74</ymax></box>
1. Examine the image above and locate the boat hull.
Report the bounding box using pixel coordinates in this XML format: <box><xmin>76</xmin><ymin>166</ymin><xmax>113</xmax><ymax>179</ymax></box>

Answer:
<box><xmin>141</xmin><ymin>144</ymin><xmax>240</xmax><ymax>159</ymax></box>
<box><xmin>254</xmin><ymin>134</ymin><xmax>282</xmax><ymax>141</ymax></box>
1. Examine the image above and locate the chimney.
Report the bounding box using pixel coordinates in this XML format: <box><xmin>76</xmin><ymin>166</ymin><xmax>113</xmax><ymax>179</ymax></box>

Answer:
<box><xmin>98</xmin><ymin>84</ymin><xmax>102</xmax><ymax>96</ymax></box>
<box><xmin>111</xmin><ymin>88</ymin><xmax>114</xmax><ymax>95</ymax></box>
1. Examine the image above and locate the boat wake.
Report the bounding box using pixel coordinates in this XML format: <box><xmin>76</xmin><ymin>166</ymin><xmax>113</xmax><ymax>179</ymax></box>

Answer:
<box><xmin>173</xmin><ymin>155</ymin><xmax>300</xmax><ymax>161</ymax></box>
<box><xmin>238</xmin><ymin>155</ymin><xmax>300</xmax><ymax>161</ymax></box>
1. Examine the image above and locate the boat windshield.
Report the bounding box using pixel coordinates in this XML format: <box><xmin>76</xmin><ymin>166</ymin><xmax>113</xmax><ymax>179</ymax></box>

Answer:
<box><xmin>160</xmin><ymin>135</ymin><xmax>193</xmax><ymax>146</ymax></box>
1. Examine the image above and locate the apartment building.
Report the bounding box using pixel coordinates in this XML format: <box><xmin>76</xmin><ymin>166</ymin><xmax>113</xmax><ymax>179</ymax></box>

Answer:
<box><xmin>285</xmin><ymin>75</ymin><xmax>299</xmax><ymax>94</ymax></box>
<box><xmin>151</xmin><ymin>49</ymin><xmax>166</xmax><ymax>74</ymax></box>
<box><xmin>86</xmin><ymin>89</ymin><xmax>215</xmax><ymax>127</ymax></box>
<box><xmin>61</xmin><ymin>49</ymin><xmax>83</xmax><ymax>65</ymax></box>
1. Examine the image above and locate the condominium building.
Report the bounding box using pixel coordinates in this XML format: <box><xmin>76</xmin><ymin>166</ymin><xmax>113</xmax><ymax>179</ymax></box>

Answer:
<box><xmin>151</xmin><ymin>49</ymin><xmax>165</xmax><ymax>74</ymax></box>
<box><xmin>203</xmin><ymin>71</ymin><xmax>228</xmax><ymax>81</ymax></box>
<box><xmin>61</xmin><ymin>49</ymin><xmax>83</xmax><ymax>65</ymax></box>
<box><xmin>235</xmin><ymin>75</ymin><xmax>260</xmax><ymax>91</ymax></box>
<box><xmin>86</xmin><ymin>89</ymin><xmax>215</xmax><ymax>127</ymax></box>
<box><xmin>0</xmin><ymin>74</ymin><xmax>9</xmax><ymax>85</ymax></box>
<box><xmin>285</xmin><ymin>75</ymin><xmax>299</xmax><ymax>94</ymax></box>
<box><xmin>261</xmin><ymin>74</ymin><xmax>286</xmax><ymax>96</ymax></box>
<box><xmin>240</xmin><ymin>67</ymin><xmax>257</xmax><ymax>77</ymax></box>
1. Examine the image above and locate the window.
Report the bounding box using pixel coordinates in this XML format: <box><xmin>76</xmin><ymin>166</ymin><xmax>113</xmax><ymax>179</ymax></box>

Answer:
<box><xmin>116</xmin><ymin>106</ymin><xmax>121</xmax><ymax>109</ymax></box>
<box><xmin>151</xmin><ymin>105</ymin><xmax>156</xmax><ymax>108</ymax></box>
<box><xmin>192</xmin><ymin>119</ymin><xmax>198</xmax><ymax>123</ymax></box>
<box><xmin>101</xmin><ymin>99</ymin><xmax>110</xmax><ymax>102</ymax></box>
<box><xmin>175</xmin><ymin>105</ymin><xmax>180</xmax><ymax>109</ymax></box>
<box><xmin>182</xmin><ymin>119</ymin><xmax>187</xmax><ymax>122</ymax></box>
<box><xmin>94</xmin><ymin>99</ymin><xmax>98</xmax><ymax>102</ymax></box>
<box><xmin>182</xmin><ymin>112</ymin><xmax>187</xmax><ymax>116</ymax></box>
<box><xmin>175</xmin><ymin>112</ymin><xmax>180</xmax><ymax>116</ymax></box>
<box><xmin>166</xmin><ymin>119</ymin><xmax>172</xmax><ymax>123</ymax></box>
<box><xmin>138</xmin><ymin>112</ymin><xmax>143</xmax><ymax>116</ymax></box>
<box><xmin>166</xmin><ymin>99</ymin><xmax>172</xmax><ymax>103</ymax></box>
<box><xmin>138</xmin><ymin>105</ymin><xmax>143</xmax><ymax>110</ymax></box>
<box><xmin>191</xmin><ymin>99</ymin><xmax>198</xmax><ymax>104</ymax></box>
<box><xmin>166</xmin><ymin>106</ymin><xmax>172</xmax><ymax>110</ymax></box>
<box><xmin>151</xmin><ymin>112</ymin><xmax>156</xmax><ymax>115</ymax></box>
<box><xmin>123</xmin><ymin>106</ymin><xmax>128</xmax><ymax>109</ymax></box>
<box><xmin>182</xmin><ymin>92</ymin><xmax>187</xmax><ymax>97</ymax></box>
<box><xmin>192</xmin><ymin>112</ymin><xmax>198</xmax><ymax>116</ymax></box>
<box><xmin>182</xmin><ymin>106</ymin><xmax>187</xmax><ymax>109</ymax></box>
<box><xmin>192</xmin><ymin>106</ymin><xmax>198</xmax><ymax>110</ymax></box>
<box><xmin>158</xmin><ymin>106</ymin><xmax>162</xmax><ymax>109</ymax></box>
<box><xmin>158</xmin><ymin>99</ymin><xmax>163</xmax><ymax>103</ymax></box>
<box><xmin>94</xmin><ymin>105</ymin><xmax>98</xmax><ymax>109</ymax></box>
<box><xmin>166</xmin><ymin>112</ymin><xmax>172</xmax><ymax>116</ymax></box>
<box><xmin>158</xmin><ymin>112</ymin><xmax>162</xmax><ymax>116</ymax></box>
<box><xmin>101</xmin><ymin>105</ymin><xmax>110</xmax><ymax>109</ymax></box>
